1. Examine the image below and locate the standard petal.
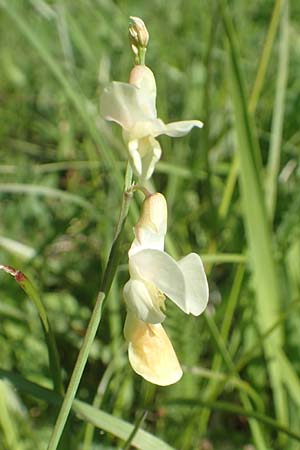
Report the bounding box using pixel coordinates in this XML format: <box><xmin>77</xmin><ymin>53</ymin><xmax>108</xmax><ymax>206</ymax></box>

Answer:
<box><xmin>129</xmin><ymin>249</ymin><xmax>187</xmax><ymax>312</ymax></box>
<box><xmin>124</xmin><ymin>313</ymin><xmax>183</xmax><ymax>386</ymax></box>
<box><xmin>129</xmin><ymin>193</ymin><xmax>167</xmax><ymax>257</ymax></box>
<box><xmin>160</xmin><ymin>120</ymin><xmax>204</xmax><ymax>137</ymax></box>
<box><xmin>100</xmin><ymin>82</ymin><xmax>153</xmax><ymax>129</ymax></box>
<box><xmin>123</xmin><ymin>279</ymin><xmax>166</xmax><ymax>324</ymax></box>
<box><xmin>129</xmin><ymin>65</ymin><xmax>157</xmax><ymax>118</ymax></box>
<box><xmin>177</xmin><ymin>253</ymin><xmax>209</xmax><ymax>315</ymax></box>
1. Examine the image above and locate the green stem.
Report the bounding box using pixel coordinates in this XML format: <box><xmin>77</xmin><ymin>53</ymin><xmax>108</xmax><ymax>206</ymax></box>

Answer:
<box><xmin>100</xmin><ymin>164</ymin><xmax>133</xmax><ymax>295</ymax></box>
<box><xmin>47</xmin><ymin>291</ymin><xmax>105</xmax><ymax>450</ymax></box>
<box><xmin>121</xmin><ymin>411</ymin><xmax>148</xmax><ymax>450</ymax></box>
<box><xmin>138</xmin><ymin>47</ymin><xmax>146</xmax><ymax>65</ymax></box>
<box><xmin>47</xmin><ymin>164</ymin><xmax>133</xmax><ymax>450</ymax></box>
<box><xmin>82</xmin><ymin>164</ymin><xmax>134</xmax><ymax>449</ymax></box>
<box><xmin>82</xmin><ymin>362</ymin><xmax>116</xmax><ymax>450</ymax></box>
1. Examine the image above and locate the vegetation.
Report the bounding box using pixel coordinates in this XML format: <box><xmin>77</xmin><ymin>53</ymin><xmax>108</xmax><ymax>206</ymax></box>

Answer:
<box><xmin>0</xmin><ymin>0</ymin><xmax>299</xmax><ymax>449</ymax></box>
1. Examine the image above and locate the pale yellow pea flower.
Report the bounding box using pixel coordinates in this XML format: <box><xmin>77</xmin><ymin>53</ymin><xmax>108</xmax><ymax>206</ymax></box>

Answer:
<box><xmin>100</xmin><ymin>65</ymin><xmax>203</xmax><ymax>181</ymax></box>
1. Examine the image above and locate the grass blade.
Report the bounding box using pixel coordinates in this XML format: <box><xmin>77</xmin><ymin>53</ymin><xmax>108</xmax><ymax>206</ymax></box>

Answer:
<box><xmin>219</xmin><ymin>0</ymin><xmax>283</xmax><ymax>220</ymax></box>
<box><xmin>0</xmin><ymin>369</ymin><xmax>175</xmax><ymax>450</ymax></box>
<box><xmin>266</xmin><ymin>0</ymin><xmax>289</xmax><ymax>219</ymax></box>
<box><xmin>0</xmin><ymin>236</ymin><xmax>36</xmax><ymax>260</ymax></box>
<box><xmin>0</xmin><ymin>265</ymin><xmax>63</xmax><ymax>395</ymax></box>
<box><xmin>167</xmin><ymin>398</ymin><xmax>300</xmax><ymax>443</ymax></box>
<box><xmin>204</xmin><ymin>313</ymin><xmax>267</xmax><ymax>449</ymax></box>
<box><xmin>219</xmin><ymin>0</ymin><xmax>288</xmax><ymax>427</ymax></box>
<box><xmin>249</xmin><ymin>0</ymin><xmax>283</xmax><ymax>112</ymax></box>
<box><xmin>0</xmin><ymin>381</ymin><xmax>24</xmax><ymax>450</ymax></box>
<box><xmin>0</xmin><ymin>183</ymin><xmax>98</xmax><ymax>216</ymax></box>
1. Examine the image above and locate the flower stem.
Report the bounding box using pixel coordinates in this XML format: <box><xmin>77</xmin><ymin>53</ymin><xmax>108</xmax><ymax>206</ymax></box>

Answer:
<box><xmin>100</xmin><ymin>163</ymin><xmax>133</xmax><ymax>294</ymax></box>
<box><xmin>47</xmin><ymin>291</ymin><xmax>105</xmax><ymax>450</ymax></box>
<box><xmin>82</xmin><ymin>163</ymin><xmax>134</xmax><ymax>450</ymax></box>
<box><xmin>47</xmin><ymin>164</ymin><xmax>133</xmax><ymax>450</ymax></box>
<box><xmin>138</xmin><ymin>47</ymin><xmax>146</xmax><ymax>65</ymax></box>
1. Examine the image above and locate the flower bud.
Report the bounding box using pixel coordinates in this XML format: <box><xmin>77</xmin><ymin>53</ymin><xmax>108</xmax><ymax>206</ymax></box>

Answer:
<box><xmin>129</xmin><ymin>16</ymin><xmax>149</xmax><ymax>55</ymax></box>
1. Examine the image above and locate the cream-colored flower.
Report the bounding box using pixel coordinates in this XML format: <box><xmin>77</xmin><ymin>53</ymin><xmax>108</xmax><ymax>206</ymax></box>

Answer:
<box><xmin>123</xmin><ymin>193</ymin><xmax>209</xmax><ymax>385</ymax></box>
<box><xmin>124</xmin><ymin>193</ymin><xmax>209</xmax><ymax>323</ymax></box>
<box><xmin>100</xmin><ymin>65</ymin><xmax>203</xmax><ymax>180</ymax></box>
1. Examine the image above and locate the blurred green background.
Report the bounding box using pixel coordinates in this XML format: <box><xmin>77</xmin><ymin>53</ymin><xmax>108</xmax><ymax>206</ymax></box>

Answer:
<box><xmin>0</xmin><ymin>0</ymin><xmax>300</xmax><ymax>449</ymax></box>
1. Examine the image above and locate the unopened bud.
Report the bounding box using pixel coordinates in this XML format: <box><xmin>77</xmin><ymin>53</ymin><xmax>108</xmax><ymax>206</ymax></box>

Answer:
<box><xmin>129</xmin><ymin>16</ymin><xmax>149</xmax><ymax>50</ymax></box>
<box><xmin>129</xmin><ymin>16</ymin><xmax>149</xmax><ymax>64</ymax></box>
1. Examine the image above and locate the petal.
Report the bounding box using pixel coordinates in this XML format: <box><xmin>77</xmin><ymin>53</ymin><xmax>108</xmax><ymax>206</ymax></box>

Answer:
<box><xmin>139</xmin><ymin>137</ymin><xmax>162</xmax><ymax>181</ymax></box>
<box><xmin>123</xmin><ymin>279</ymin><xmax>166</xmax><ymax>324</ymax></box>
<box><xmin>100</xmin><ymin>81</ymin><xmax>157</xmax><ymax>129</ymax></box>
<box><xmin>125</xmin><ymin>119</ymin><xmax>166</xmax><ymax>141</ymax></box>
<box><xmin>124</xmin><ymin>313</ymin><xmax>183</xmax><ymax>386</ymax></box>
<box><xmin>100</xmin><ymin>82</ymin><xmax>147</xmax><ymax>129</ymax></box>
<box><xmin>177</xmin><ymin>253</ymin><xmax>209</xmax><ymax>315</ymax></box>
<box><xmin>129</xmin><ymin>193</ymin><xmax>167</xmax><ymax>257</ymax></box>
<box><xmin>129</xmin><ymin>249</ymin><xmax>187</xmax><ymax>312</ymax></box>
<box><xmin>127</xmin><ymin>139</ymin><xmax>142</xmax><ymax>176</ymax></box>
<box><xmin>127</xmin><ymin>136</ymin><xmax>162</xmax><ymax>181</ymax></box>
<box><xmin>129</xmin><ymin>65</ymin><xmax>157</xmax><ymax>118</ymax></box>
<box><xmin>159</xmin><ymin>120</ymin><xmax>204</xmax><ymax>137</ymax></box>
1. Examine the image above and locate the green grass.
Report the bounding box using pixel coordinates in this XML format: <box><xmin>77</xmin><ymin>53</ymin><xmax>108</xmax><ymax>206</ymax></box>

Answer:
<box><xmin>0</xmin><ymin>0</ymin><xmax>299</xmax><ymax>449</ymax></box>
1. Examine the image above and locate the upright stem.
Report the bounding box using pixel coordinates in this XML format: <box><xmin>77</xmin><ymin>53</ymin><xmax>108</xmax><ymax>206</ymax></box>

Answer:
<box><xmin>47</xmin><ymin>292</ymin><xmax>104</xmax><ymax>450</ymax></box>
<box><xmin>47</xmin><ymin>164</ymin><xmax>133</xmax><ymax>450</ymax></box>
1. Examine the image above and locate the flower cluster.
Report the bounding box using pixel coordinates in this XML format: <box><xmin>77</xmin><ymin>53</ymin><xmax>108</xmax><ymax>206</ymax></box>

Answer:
<box><xmin>101</xmin><ymin>17</ymin><xmax>208</xmax><ymax>385</ymax></box>
<box><xmin>123</xmin><ymin>193</ymin><xmax>208</xmax><ymax>385</ymax></box>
